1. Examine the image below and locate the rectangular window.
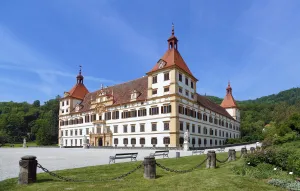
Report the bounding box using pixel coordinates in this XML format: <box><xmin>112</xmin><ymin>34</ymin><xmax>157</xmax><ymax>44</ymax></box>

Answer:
<box><xmin>65</xmin><ymin>130</ymin><xmax>68</xmax><ymax>136</ymax></box>
<box><xmin>149</xmin><ymin>107</ymin><xmax>159</xmax><ymax>115</ymax></box>
<box><xmin>123</xmin><ymin>125</ymin><xmax>128</xmax><ymax>133</ymax></box>
<box><xmin>80</xmin><ymin>139</ymin><xmax>82</xmax><ymax>146</ymax></box>
<box><xmin>79</xmin><ymin>129</ymin><xmax>82</xmax><ymax>135</ymax></box>
<box><xmin>140</xmin><ymin>124</ymin><xmax>145</xmax><ymax>132</ymax></box>
<box><xmin>152</xmin><ymin>89</ymin><xmax>157</xmax><ymax>95</ymax></box>
<box><xmin>112</xmin><ymin>111</ymin><xmax>119</xmax><ymax>119</ymax></box>
<box><xmin>191</xmin><ymin>81</ymin><xmax>194</xmax><ymax>89</ymax></box>
<box><xmin>161</xmin><ymin>105</ymin><xmax>171</xmax><ymax>114</ymax></box>
<box><xmin>164</xmin><ymin>72</ymin><xmax>169</xmax><ymax>81</ymax></box>
<box><xmin>192</xmin><ymin>124</ymin><xmax>195</xmax><ymax>133</ymax></box>
<box><xmin>138</xmin><ymin>108</ymin><xmax>147</xmax><ymax>116</ymax></box>
<box><xmin>179</xmin><ymin>87</ymin><xmax>182</xmax><ymax>93</ymax></box>
<box><xmin>151</xmin><ymin>123</ymin><xmax>157</xmax><ymax>131</ymax></box>
<box><xmin>70</xmin><ymin>130</ymin><xmax>73</xmax><ymax>136</ymax></box>
<box><xmin>180</xmin><ymin>121</ymin><xmax>183</xmax><ymax>131</ymax></box>
<box><xmin>75</xmin><ymin>139</ymin><xmax>77</xmax><ymax>146</ymax></box>
<box><xmin>152</xmin><ymin>76</ymin><xmax>157</xmax><ymax>84</ymax></box>
<box><xmin>164</xmin><ymin>122</ymin><xmax>170</xmax><ymax>130</ymax></box>
<box><xmin>185</xmin><ymin>77</ymin><xmax>189</xmax><ymax>85</ymax></box>
<box><xmin>198</xmin><ymin>125</ymin><xmax>201</xmax><ymax>134</ymax></box>
<box><xmin>178</xmin><ymin>105</ymin><xmax>184</xmax><ymax>114</ymax></box>
<box><xmin>179</xmin><ymin>73</ymin><xmax>182</xmax><ymax>82</ymax></box>
<box><xmin>185</xmin><ymin>90</ymin><xmax>189</xmax><ymax>97</ymax></box>
<box><xmin>114</xmin><ymin>125</ymin><xmax>118</xmax><ymax>133</ymax></box>
<box><xmin>66</xmin><ymin>109</ymin><xmax>68</xmax><ymax>112</ymax></box>
<box><xmin>191</xmin><ymin>93</ymin><xmax>194</xmax><ymax>99</ymax></box>
<box><xmin>164</xmin><ymin>86</ymin><xmax>169</xmax><ymax>93</ymax></box>
<box><xmin>62</xmin><ymin>110</ymin><xmax>64</xmax><ymax>114</ymax></box>
<box><xmin>61</xmin><ymin>130</ymin><xmax>63</xmax><ymax>136</ymax></box>
<box><xmin>62</xmin><ymin>102</ymin><xmax>64</xmax><ymax>106</ymax></box>
<box><xmin>66</xmin><ymin>100</ymin><xmax>69</xmax><ymax>105</ymax></box>
<box><xmin>131</xmin><ymin>125</ymin><xmax>135</xmax><ymax>133</ymax></box>
<box><xmin>186</xmin><ymin>123</ymin><xmax>190</xmax><ymax>132</ymax></box>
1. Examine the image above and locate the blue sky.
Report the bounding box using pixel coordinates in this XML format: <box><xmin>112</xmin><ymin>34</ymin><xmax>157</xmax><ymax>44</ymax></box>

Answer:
<box><xmin>0</xmin><ymin>0</ymin><xmax>300</xmax><ymax>103</ymax></box>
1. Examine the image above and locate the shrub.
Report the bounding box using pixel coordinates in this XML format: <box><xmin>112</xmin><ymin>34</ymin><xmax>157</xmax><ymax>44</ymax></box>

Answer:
<box><xmin>268</xmin><ymin>179</ymin><xmax>300</xmax><ymax>191</ymax></box>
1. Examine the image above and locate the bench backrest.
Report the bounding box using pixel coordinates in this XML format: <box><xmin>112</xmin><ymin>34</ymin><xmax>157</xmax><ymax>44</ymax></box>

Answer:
<box><xmin>193</xmin><ymin>150</ymin><xmax>204</xmax><ymax>153</ymax></box>
<box><xmin>155</xmin><ymin>150</ymin><xmax>169</xmax><ymax>153</ymax></box>
<box><xmin>115</xmin><ymin>153</ymin><xmax>138</xmax><ymax>156</ymax></box>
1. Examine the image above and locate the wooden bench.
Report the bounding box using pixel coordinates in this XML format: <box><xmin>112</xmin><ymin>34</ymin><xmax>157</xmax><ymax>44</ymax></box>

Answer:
<box><xmin>216</xmin><ymin>148</ymin><xmax>225</xmax><ymax>152</ymax></box>
<box><xmin>192</xmin><ymin>150</ymin><xmax>205</xmax><ymax>155</ymax></box>
<box><xmin>150</xmin><ymin>150</ymin><xmax>169</xmax><ymax>158</ymax></box>
<box><xmin>109</xmin><ymin>153</ymin><xmax>138</xmax><ymax>164</ymax></box>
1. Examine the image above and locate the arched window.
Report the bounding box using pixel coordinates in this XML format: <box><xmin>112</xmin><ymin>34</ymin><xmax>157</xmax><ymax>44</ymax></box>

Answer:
<box><xmin>204</xmin><ymin>139</ymin><xmax>207</xmax><ymax>146</ymax></box>
<box><xmin>219</xmin><ymin>119</ymin><xmax>222</xmax><ymax>126</ymax></box>
<box><xmin>140</xmin><ymin>138</ymin><xmax>145</xmax><ymax>145</ymax></box>
<box><xmin>229</xmin><ymin>123</ymin><xmax>232</xmax><ymax>129</ymax></box>
<box><xmin>209</xmin><ymin>116</ymin><xmax>213</xmax><ymax>123</ymax></box>
<box><xmin>203</xmin><ymin>114</ymin><xmax>207</xmax><ymax>121</ymax></box>
<box><xmin>210</xmin><ymin>128</ymin><xmax>213</xmax><ymax>135</ymax></box>
<box><xmin>222</xmin><ymin>121</ymin><xmax>224</xmax><ymax>126</ymax></box>
<box><xmin>226</xmin><ymin>132</ymin><xmax>228</xmax><ymax>138</ymax></box>
<box><xmin>131</xmin><ymin>138</ymin><xmax>136</xmax><ymax>145</ymax></box>
<box><xmin>219</xmin><ymin>140</ymin><xmax>222</xmax><ymax>145</ymax></box>
<box><xmin>114</xmin><ymin>138</ymin><xmax>118</xmax><ymax>145</ymax></box>
<box><xmin>151</xmin><ymin>137</ymin><xmax>157</xmax><ymax>145</ymax></box>
<box><xmin>123</xmin><ymin>138</ymin><xmax>128</xmax><ymax>145</ymax></box>
<box><xmin>163</xmin><ymin>137</ymin><xmax>170</xmax><ymax>145</ymax></box>
<box><xmin>214</xmin><ymin>118</ymin><xmax>218</xmax><ymax>124</ymax></box>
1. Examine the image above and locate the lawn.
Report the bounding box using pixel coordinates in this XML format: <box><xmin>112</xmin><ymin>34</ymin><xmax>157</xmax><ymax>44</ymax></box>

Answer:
<box><xmin>1</xmin><ymin>142</ymin><xmax>57</xmax><ymax>148</ymax></box>
<box><xmin>0</xmin><ymin>152</ymin><xmax>284</xmax><ymax>191</ymax></box>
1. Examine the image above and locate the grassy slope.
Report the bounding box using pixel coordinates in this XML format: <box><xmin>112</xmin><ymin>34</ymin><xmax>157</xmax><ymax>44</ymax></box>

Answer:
<box><xmin>0</xmin><ymin>153</ymin><xmax>283</xmax><ymax>191</ymax></box>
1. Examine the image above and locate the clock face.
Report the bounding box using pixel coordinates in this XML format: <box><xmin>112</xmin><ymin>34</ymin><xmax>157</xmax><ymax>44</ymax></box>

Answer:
<box><xmin>158</xmin><ymin>60</ymin><xmax>166</xmax><ymax>69</ymax></box>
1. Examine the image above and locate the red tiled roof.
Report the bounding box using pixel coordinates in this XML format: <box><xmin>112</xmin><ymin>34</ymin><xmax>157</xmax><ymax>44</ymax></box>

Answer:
<box><xmin>75</xmin><ymin>76</ymin><xmax>148</xmax><ymax>113</ymax></box>
<box><xmin>220</xmin><ymin>83</ymin><xmax>238</xmax><ymax>108</ymax></box>
<box><xmin>197</xmin><ymin>94</ymin><xmax>235</xmax><ymax>120</ymax></box>
<box><xmin>67</xmin><ymin>83</ymin><xmax>89</xmax><ymax>100</ymax></box>
<box><xmin>148</xmin><ymin>48</ymin><xmax>195</xmax><ymax>78</ymax></box>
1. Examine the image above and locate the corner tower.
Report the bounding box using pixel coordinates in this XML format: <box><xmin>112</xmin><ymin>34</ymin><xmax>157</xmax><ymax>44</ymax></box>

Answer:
<box><xmin>220</xmin><ymin>82</ymin><xmax>240</xmax><ymax>122</ymax></box>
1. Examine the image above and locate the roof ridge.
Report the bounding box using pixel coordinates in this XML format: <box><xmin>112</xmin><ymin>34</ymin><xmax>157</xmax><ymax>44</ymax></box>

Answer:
<box><xmin>87</xmin><ymin>76</ymin><xmax>147</xmax><ymax>96</ymax></box>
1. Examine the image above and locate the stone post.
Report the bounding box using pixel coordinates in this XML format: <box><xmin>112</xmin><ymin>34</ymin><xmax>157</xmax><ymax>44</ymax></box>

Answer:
<box><xmin>18</xmin><ymin>155</ymin><xmax>37</xmax><ymax>184</ymax></box>
<box><xmin>228</xmin><ymin>149</ymin><xmax>236</xmax><ymax>161</ymax></box>
<box><xmin>250</xmin><ymin>147</ymin><xmax>255</xmax><ymax>153</ymax></box>
<box><xmin>143</xmin><ymin>156</ymin><xmax>156</xmax><ymax>179</ymax></box>
<box><xmin>241</xmin><ymin>147</ymin><xmax>247</xmax><ymax>157</ymax></box>
<box><xmin>206</xmin><ymin>151</ymin><xmax>216</xmax><ymax>168</ymax></box>
<box><xmin>23</xmin><ymin>138</ymin><xmax>26</xmax><ymax>148</ymax></box>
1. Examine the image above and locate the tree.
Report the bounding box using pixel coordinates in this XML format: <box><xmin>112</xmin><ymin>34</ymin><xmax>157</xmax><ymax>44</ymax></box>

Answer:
<box><xmin>36</xmin><ymin>119</ymin><xmax>52</xmax><ymax>145</ymax></box>
<box><xmin>33</xmin><ymin>100</ymin><xmax>40</xmax><ymax>107</ymax></box>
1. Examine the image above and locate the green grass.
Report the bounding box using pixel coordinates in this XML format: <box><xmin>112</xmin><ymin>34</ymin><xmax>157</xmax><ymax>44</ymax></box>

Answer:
<box><xmin>1</xmin><ymin>142</ymin><xmax>57</xmax><ymax>148</ymax></box>
<box><xmin>0</xmin><ymin>153</ymin><xmax>284</xmax><ymax>191</ymax></box>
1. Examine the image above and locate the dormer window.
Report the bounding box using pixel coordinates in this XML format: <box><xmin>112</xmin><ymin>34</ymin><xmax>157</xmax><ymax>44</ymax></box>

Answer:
<box><xmin>131</xmin><ymin>90</ymin><xmax>140</xmax><ymax>100</ymax></box>
<box><xmin>158</xmin><ymin>59</ymin><xmax>166</xmax><ymax>69</ymax></box>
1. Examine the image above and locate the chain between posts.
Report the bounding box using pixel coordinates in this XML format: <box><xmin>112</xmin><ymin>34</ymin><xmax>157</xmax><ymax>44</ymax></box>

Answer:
<box><xmin>155</xmin><ymin>157</ymin><xmax>208</xmax><ymax>173</ymax></box>
<box><xmin>236</xmin><ymin>152</ymin><xmax>243</xmax><ymax>159</ymax></box>
<box><xmin>37</xmin><ymin>163</ymin><xmax>143</xmax><ymax>182</ymax></box>
<box><xmin>216</xmin><ymin>156</ymin><xmax>229</xmax><ymax>163</ymax></box>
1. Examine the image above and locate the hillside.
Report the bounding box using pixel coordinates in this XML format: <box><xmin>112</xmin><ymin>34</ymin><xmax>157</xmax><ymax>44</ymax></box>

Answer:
<box><xmin>207</xmin><ymin>87</ymin><xmax>300</xmax><ymax>141</ymax></box>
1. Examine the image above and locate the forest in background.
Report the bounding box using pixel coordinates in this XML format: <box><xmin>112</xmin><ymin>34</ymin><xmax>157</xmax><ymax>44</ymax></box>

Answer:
<box><xmin>0</xmin><ymin>88</ymin><xmax>299</xmax><ymax>146</ymax></box>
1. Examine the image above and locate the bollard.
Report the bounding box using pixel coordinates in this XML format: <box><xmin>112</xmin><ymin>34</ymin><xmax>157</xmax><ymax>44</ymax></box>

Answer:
<box><xmin>228</xmin><ymin>149</ymin><xmax>236</xmax><ymax>161</ymax></box>
<box><xmin>18</xmin><ymin>155</ymin><xmax>37</xmax><ymax>184</ymax></box>
<box><xmin>143</xmin><ymin>156</ymin><xmax>156</xmax><ymax>179</ymax></box>
<box><xmin>241</xmin><ymin>147</ymin><xmax>247</xmax><ymax>157</ymax></box>
<box><xmin>250</xmin><ymin>147</ymin><xmax>255</xmax><ymax>154</ymax></box>
<box><xmin>206</xmin><ymin>151</ymin><xmax>211</xmax><ymax>168</ymax></box>
<box><xmin>206</xmin><ymin>151</ymin><xmax>216</xmax><ymax>168</ymax></box>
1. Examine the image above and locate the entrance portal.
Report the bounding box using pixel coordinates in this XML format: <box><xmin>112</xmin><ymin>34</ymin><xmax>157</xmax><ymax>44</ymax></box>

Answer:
<box><xmin>98</xmin><ymin>138</ymin><xmax>103</xmax><ymax>146</ymax></box>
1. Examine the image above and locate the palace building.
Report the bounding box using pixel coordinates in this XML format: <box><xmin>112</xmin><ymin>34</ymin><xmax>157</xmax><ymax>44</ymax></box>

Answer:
<box><xmin>58</xmin><ymin>25</ymin><xmax>241</xmax><ymax>148</ymax></box>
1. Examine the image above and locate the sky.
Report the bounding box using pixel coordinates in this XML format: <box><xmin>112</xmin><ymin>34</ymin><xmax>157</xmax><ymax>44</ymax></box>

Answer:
<box><xmin>0</xmin><ymin>0</ymin><xmax>300</xmax><ymax>104</ymax></box>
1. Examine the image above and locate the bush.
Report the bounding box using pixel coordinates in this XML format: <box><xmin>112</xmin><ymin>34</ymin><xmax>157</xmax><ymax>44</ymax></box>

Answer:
<box><xmin>268</xmin><ymin>179</ymin><xmax>300</xmax><ymax>191</ymax></box>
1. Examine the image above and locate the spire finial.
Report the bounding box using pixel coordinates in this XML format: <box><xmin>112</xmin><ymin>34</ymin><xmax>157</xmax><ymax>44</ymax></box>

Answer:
<box><xmin>79</xmin><ymin>65</ymin><xmax>82</xmax><ymax>75</ymax></box>
<box><xmin>172</xmin><ymin>23</ymin><xmax>174</xmax><ymax>35</ymax></box>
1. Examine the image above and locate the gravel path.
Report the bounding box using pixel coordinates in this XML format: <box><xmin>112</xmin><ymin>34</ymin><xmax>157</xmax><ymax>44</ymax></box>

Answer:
<box><xmin>0</xmin><ymin>143</ymin><xmax>257</xmax><ymax>181</ymax></box>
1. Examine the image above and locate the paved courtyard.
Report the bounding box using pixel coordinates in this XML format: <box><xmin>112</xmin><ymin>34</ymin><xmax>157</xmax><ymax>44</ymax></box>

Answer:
<box><xmin>0</xmin><ymin>143</ymin><xmax>256</xmax><ymax>181</ymax></box>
